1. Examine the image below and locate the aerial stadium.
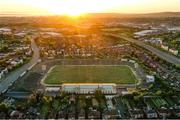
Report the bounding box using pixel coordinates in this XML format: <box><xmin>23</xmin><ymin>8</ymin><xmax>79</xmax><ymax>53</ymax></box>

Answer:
<box><xmin>42</xmin><ymin>64</ymin><xmax>140</xmax><ymax>94</ymax></box>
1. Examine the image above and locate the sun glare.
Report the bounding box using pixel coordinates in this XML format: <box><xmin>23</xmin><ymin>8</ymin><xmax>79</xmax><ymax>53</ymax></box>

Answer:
<box><xmin>1</xmin><ymin>0</ymin><xmax>180</xmax><ymax>15</ymax></box>
<box><xmin>49</xmin><ymin>6</ymin><xmax>86</xmax><ymax>17</ymax></box>
<box><xmin>20</xmin><ymin>0</ymin><xmax>118</xmax><ymax>16</ymax></box>
<box><xmin>22</xmin><ymin>0</ymin><xmax>89</xmax><ymax>16</ymax></box>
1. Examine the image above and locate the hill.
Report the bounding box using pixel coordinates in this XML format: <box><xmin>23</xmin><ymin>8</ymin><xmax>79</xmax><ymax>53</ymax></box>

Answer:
<box><xmin>86</xmin><ymin>12</ymin><xmax>180</xmax><ymax>18</ymax></box>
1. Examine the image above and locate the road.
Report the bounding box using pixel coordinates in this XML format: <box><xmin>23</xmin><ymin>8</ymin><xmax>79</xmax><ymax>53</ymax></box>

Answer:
<box><xmin>105</xmin><ymin>33</ymin><xmax>180</xmax><ymax>65</ymax></box>
<box><xmin>0</xmin><ymin>39</ymin><xmax>40</xmax><ymax>94</ymax></box>
<box><xmin>4</xmin><ymin>91</ymin><xmax>31</xmax><ymax>99</ymax></box>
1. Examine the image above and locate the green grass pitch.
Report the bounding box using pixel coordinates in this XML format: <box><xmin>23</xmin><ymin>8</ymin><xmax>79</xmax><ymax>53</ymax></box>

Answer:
<box><xmin>43</xmin><ymin>65</ymin><xmax>138</xmax><ymax>85</ymax></box>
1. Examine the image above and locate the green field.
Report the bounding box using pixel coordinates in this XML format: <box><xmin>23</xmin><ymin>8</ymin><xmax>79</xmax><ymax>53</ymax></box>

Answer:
<box><xmin>43</xmin><ymin>65</ymin><xmax>138</xmax><ymax>85</ymax></box>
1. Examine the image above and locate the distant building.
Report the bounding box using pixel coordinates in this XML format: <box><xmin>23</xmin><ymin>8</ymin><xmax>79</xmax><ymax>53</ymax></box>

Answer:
<box><xmin>150</xmin><ymin>38</ymin><xmax>163</xmax><ymax>45</ymax></box>
<box><xmin>134</xmin><ymin>30</ymin><xmax>158</xmax><ymax>37</ymax></box>
<box><xmin>169</xmin><ymin>48</ymin><xmax>178</xmax><ymax>55</ymax></box>
<box><xmin>0</xmin><ymin>27</ymin><xmax>11</xmax><ymax>32</ymax></box>
<box><xmin>129</xmin><ymin>59</ymin><xmax>136</xmax><ymax>64</ymax></box>
<box><xmin>121</xmin><ymin>59</ymin><xmax>128</xmax><ymax>62</ymax></box>
<box><xmin>45</xmin><ymin>87</ymin><xmax>61</xmax><ymax>96</ymax></box>
<box><xmin>45</xmin><ymin>87</ymin><xmax>60</xmax><ymax>92</ymax></box>
<box><xmin>14</xmin><ymin>32</ymin><xmax>27</xmax><ymax>38</ymax></box>
<box><xmin>134</xmin><ymin>63</ymin><xmax>139</xmax><ymax>68</ymax></box>
<box><xmin>161</xmin><ymin>45</ymin><xmax>169</xmax><ymax>51</ymax></box>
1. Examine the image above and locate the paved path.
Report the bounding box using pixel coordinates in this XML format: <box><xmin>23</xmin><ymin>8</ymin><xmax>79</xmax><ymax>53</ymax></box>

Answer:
<box><xmin>104</xmin><ymin>33</ymin><xmax>180</xmax><ymax>65</ymax></box>
<box><xmin>0</xmin><ymin>39</ymin><xmax>40</xmax><ymax>94</ymax></box>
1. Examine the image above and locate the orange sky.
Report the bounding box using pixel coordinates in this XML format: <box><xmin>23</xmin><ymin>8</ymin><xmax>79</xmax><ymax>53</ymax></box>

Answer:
<box><xmin>0</xmin><ymin>0</ymin><xmax>180</xmax><ymax>16</ymax></box>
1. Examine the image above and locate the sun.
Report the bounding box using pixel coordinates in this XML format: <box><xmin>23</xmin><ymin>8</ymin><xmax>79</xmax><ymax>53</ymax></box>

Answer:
<box><xmin>65</xmin><ymin>11</ymin><xmax>84</xmax><ymax>16</ymax></box>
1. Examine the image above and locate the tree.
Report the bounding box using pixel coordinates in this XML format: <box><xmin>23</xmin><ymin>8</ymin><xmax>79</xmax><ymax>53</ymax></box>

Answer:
<box><xmin>28</xmin><ymin>91</ymin><xmax>41</xmax><ymax>106</ymax></box>
<box><xmin>42</xmin><ymin>96</ymin><xmax>52</xmax><ymax>105</ymax></box>
<box><xmin>94</xmin><ymin>90</ymin><xmax>104</xmax><ymax>102</ymax></box>
<box><xmin>94</xmin><ymin>90</ymin><xmax>106</xmax><ymax>119</ymax></box>
<box><xmin>79</xmin><ymin>96</ymin><xmax>86</xmax><ymax>109</ymax></box>
<box><xmin>175</xmin><ymin>64</ymin><xmax>180</xmax><ymax>70</ymax></box>
<box><xmin>0</xmin><ymin>103</ymin><xmax>10</xmax><ymax>113</ymax></box>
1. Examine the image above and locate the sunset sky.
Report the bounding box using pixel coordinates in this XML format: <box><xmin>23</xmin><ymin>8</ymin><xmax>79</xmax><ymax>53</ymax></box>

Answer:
<box><xmin>0</xmin><ymin>0</ymin><xmax>180</xmax><ymax>16</ymax></box>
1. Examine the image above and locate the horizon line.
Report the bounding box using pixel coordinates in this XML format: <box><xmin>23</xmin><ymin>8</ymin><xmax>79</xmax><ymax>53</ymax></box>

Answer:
<box><xmin>1</xmin><ymin>11</ymin><xmax>180</xmax><ymax>17</ymax></box>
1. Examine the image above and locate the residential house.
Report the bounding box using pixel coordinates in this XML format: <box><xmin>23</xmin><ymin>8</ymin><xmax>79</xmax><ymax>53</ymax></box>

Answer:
<box><xmin>9</xmin><ymin>110</ymin><xmax>23</xmax><ymax>119</ymax></box>
<box><xmin>129</xmin><ymin>109</ymin><xmax>144</xmax><ymax>119</ymax></box>
<box><xmin>78</xmin><ymin>109</ymin><xmax>85</xmax><ymax>119</ymax></box>
<box><xmin>104</xmin><ymin>109</ymin><xmax>119</xmax><ymax>119</ymax></box>
<box><xmin>88</xmin><ymin>110</ymin><xmax>101</xmax><ymax>119</ymax></box>
<box><xmin>173</xmin><ymin>109</ymin><xmax>180</xmax><ymax>118</ymax></box>
<box><xmin>0</xmin><ymin>112</ymin><xmax>6</xmax><ymax>119</ymax></box>
<box><xmin>156</xmin><ymin>107</ymin><xmax>171</xmax><ymax>118</ymax></box>
<box><xmin>144</xmin><ymin>109</ymin><xmax>158</xmax><ymax>118</ymax></box>
<box><xmin>58</xmin><ymin>110</ymin><xmax>66</xmax><ymax>119</ymax></box>
<box><xmin>146</xmin><ymin>75</ymin><xmax>155</xmax><ymax>83</ymax></box>
<box><xmin>92</xmin><ymin>98</ymin><xmax>99</xmax><ymax>109</ymax></box>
